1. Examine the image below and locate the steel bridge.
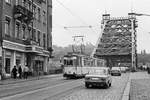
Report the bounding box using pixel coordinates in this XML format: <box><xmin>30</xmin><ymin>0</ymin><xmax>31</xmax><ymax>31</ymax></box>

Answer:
<box><xmin>92</xmin><ymin>13</ymin><xmax>138</xmax><ymax>70</ymax></box>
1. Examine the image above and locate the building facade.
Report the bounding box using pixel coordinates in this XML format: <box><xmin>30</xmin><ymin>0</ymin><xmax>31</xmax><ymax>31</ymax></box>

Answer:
<box><xmin>0</xmin><ymin>0</ymin><xmax>52</xmax><ymax>77</ymax></box>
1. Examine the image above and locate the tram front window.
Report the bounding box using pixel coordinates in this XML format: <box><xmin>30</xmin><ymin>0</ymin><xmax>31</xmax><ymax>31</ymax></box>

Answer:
<box><xmin>64</xmin><ymin>59</ymin><xmax>73</xmax><ymax>66</ymax></box>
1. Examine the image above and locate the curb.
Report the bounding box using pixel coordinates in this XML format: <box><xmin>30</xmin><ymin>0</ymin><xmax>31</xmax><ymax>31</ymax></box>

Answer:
<box><xmin>122</xmin><ymin>73</ymin><xmax>131</xmax><ymax>100</ymax></box>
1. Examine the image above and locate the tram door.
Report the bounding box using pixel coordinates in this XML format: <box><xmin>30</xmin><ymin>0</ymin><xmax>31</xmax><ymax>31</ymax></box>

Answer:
<box><xmin>76</xmin><ymin>56</ymin><xmax>82</xmax><ymax>75</ymax></box>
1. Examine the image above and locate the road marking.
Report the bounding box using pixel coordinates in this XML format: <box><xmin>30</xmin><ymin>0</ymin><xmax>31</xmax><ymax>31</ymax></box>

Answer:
<box><xmin>1</xmin><ymin>79</ymin><xmax>82</xmax><ymax>100</ymax></box>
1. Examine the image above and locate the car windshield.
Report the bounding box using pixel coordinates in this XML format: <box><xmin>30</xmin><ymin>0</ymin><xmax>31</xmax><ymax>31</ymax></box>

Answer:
<box><xmin>90</xmin><ymin>69</ymin><xmax>108</xmax><ymax>75</ymax></box>
<box><xmin>111</xmin><ymin>67</ymin><xmax>120</xmax><ymax>70</ymax></box>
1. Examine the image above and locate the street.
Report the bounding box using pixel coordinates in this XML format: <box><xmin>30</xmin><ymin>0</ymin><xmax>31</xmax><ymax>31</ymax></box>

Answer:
<box><xmin>0</xmin><ymin>73</ymin><xmax>129</xmax><ymax>100</ymax></box>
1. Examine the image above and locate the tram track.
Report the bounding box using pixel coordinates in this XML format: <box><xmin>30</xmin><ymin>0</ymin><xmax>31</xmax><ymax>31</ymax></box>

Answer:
<box><xmin>0</xmin><ymin>78</ymin><xmax>83</xmax><ymax>100</ymax></box>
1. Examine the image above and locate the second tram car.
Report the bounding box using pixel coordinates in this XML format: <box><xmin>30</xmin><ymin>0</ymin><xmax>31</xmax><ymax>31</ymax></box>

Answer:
<box><xmin>63</xmin><ymin>52</ymin><xmax>106</xmax><ymax>78</ymax></box>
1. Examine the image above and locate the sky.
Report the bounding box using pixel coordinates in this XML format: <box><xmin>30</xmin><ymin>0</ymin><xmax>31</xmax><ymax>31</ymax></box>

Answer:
<box><xmin>52</xmin><ymin>0</ymin><xmax>150</xmax><ymax>53</ymax></box>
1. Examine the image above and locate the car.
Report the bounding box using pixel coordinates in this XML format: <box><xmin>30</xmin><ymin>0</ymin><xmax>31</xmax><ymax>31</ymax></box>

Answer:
<box><xmin>120</xmin><ymin>67</ymin><xmax>126</xmax><ymax>73</ymax></box>
<box><xmin>85</xmin><ymin>67</ymin><xmax>112</xmax><ymax>88</ymax></box>
<box><xmin>111</xmin><ymin>67</ymin><xmax>121</xmax><ymax>76</ymax></box>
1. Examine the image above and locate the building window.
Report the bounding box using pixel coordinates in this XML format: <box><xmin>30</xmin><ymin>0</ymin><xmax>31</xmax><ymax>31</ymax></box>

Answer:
<box><xmin>5</xmin><ymin>0</ymin><xmax>11</xmax><ymax>4</ymax></box>
<box><xmin>5</xmin><ymin>18</ymin><xmax>11</xmax><ymax>36</ymax></box>
<box><xmin>22</xmin><ymin>26</ymin><xmax>26</xmax><ymax>39</ymax></box>
<box><xmin>43</xmin><ymin>33</ymin><xmax>46</xmax><ymax>48</ymax></box>
<box><xmin>38</xmin><ymin>31</ymin><xmax>40</xmax><ymax>45</ymax></box>
<box><xmin>15</xmin><ymin>22</ymin><xmax>20</xmax><ymax>38</ymax></box>
<box><xmin>43</xmin><ymin>11</ymin><xmax>46</xmax><ymax>24</ymax></box>
<box><xmin>32</xmin><ymin>29</ymin><xmax>36</xmax><ymax>41</ymax></box>
<box><xmin>33</xmin><ymin>5</ymin><xmax>36</xmax><ymax>19</ymax></box>
<box><xmin>38</xmin><ymin>8</ymin><xmax>41</xmax><ymax>22</ymax></box>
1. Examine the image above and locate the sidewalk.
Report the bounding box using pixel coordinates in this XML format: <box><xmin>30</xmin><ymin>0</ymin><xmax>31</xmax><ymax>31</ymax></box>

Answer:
<box><xmin>0</xmin><ymin>74</ymin><xmax>63</xmax><ymax>85</ymax></box>
<box><xmin>129</xmin><ymin>72</ymin><xmax>150</xmax><ymax>100</ymax></box>
<box><xmin>122</xmin><ymin>71</ymin><xmax>150</xmax><ymax>100</ymax></box>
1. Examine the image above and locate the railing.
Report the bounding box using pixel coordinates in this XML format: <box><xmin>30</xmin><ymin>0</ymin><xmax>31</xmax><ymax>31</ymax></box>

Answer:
<box><xmin>13</xmin><ymin>5</ymin><xmax>33</xmax><ymax>23</ymax></box>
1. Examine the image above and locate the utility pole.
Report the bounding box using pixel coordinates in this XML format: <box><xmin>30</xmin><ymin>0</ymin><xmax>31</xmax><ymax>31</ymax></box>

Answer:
<box><xmin>0</xmin><ymin>0</ymin><xmax>4</xmax><ymax>80</ymax></box>
<box><xmin>129</xmin><ymin>12</ymin><xmax>150</xmax><ymax>71</ymax></box>
<box><xmin>128</xmin><ymin>13</ymin><xmax>138</xmax><ymax>71</ymax></box>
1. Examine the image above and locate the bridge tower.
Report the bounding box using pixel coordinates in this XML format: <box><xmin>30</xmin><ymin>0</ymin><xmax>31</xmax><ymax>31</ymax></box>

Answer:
<box><xmin>93</xmin><ymin>13</ymin><xmax>137</xmax><ymax>70</ymax></box>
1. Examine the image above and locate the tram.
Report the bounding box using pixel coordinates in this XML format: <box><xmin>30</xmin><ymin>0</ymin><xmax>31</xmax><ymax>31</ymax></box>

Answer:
<box><xmin>63</xmin><ymin>52</ymin><xmax>106</xmax><ymax>78</ymax></box>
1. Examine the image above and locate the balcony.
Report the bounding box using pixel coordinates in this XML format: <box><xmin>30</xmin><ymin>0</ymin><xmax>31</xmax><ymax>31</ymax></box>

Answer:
<box><xmin>26</xmin><ymin>45</ymin><xmax>43</xmax><ymax>54</ymax></box>
<box><xmin>13</xmin><ymin>5</ymin><xmax>33</xmax><ymax>23</ymax></box>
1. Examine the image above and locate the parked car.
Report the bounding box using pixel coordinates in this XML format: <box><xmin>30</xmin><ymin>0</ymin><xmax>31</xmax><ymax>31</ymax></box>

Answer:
<box><xmin>111</xmin><ymin>67</ymin><xmax>121</xmax><ymax>76</ymax></box>
<box><xmin>85</xmin><ymin>67</ymin><xmax>112</xmax><ymax>88</ymax></box>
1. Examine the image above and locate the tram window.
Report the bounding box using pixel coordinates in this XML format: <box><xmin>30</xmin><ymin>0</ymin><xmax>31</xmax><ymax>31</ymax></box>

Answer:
<box><xmin>67</xmin><ymin>60</ymin><xmax>73</xmax><ymax>65</ymax></box>
<box><xmin>64</xmin><ymin>60</ymin><xmax>67</xmax><ymax>65</ymax></box>
<box><xmin>64</xmin><ymin>60</ymin><xmax>73</xmax><ymax>66</ymax></box>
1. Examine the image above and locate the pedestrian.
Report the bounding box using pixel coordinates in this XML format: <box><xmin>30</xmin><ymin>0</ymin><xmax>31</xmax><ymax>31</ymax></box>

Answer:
<box><xmin>12</xmin><ymin>66</ymin><xmax>17</xmax><ymax>79</ymax></box>
<box><xmin>23</xmin><ymin>65</ymin><xmax>29</xmax><ymax>79</ymax></box>
<box><xmin>18</xmin><ymin>64</ymin><xmax>22</xmax><ymax>79</ymax></box>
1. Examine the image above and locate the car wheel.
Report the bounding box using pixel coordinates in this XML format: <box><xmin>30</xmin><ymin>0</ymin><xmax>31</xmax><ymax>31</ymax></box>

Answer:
<box><xmin>109</xmin><ymin>83</ymin><xmax>111</xmax><ymax>87</ymax></box>
<box><xmin>85</xmin><ymin>83</ymin><xmax>89</xmax><ymax>88</ymax></box>
<box><xmin>105</xmin><ymin>83</ymin><xmax>109</xmax><ymax>88</ymax></box>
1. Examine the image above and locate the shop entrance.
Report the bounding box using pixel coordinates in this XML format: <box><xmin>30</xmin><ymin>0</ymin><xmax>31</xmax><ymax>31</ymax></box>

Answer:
<box><xmin>5</xmin><ymin>58</ymin><xmax>11</xmax><ymax>74</ymax></box>
<box><xmin>16</xmin><ymin>59</ymin><xmax>21</xmax><ymax>66</ymax></box>
<box><xmin>33</xmin><ymin>60</ymin><xmax>44</xmax><ymax>75</ymax></box>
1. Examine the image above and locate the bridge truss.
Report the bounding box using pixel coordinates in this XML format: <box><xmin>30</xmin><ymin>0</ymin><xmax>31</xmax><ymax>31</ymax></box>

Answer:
<box><xmin>93</xmin><ymin>13</ymin><xmax>138</xmax><ymax>69</ymax></box>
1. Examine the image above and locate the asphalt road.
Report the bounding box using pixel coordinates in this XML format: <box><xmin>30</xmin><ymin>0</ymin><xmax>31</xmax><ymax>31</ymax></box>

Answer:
<box><xmin>0</xmin><ymin>73</ymin><xmax>129</xmax><ymax>100</ymax></box>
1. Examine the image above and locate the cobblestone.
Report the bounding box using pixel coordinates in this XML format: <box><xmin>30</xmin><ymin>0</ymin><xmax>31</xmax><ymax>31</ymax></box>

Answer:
<box><xmin>60</xmin><ymin>74</ymin><xmax>129</xmax><ymax>100</ymax></box>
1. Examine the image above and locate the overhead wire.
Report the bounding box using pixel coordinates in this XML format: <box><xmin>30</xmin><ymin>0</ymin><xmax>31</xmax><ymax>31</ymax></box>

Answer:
<box><xmin>55</xmin><ymin>0</ymin><xmax>98</xmax><ymax>34</ymax></box>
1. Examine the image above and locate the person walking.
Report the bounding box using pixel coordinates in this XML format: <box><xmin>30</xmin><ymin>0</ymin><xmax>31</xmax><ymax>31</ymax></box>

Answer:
<box><xmin>18</xmin><ymin>65</ymin><xmax>22</xmax><ymax>79</ymax></box>
<box><xmin>12</xmin><ymin>66</ymin><xmax>17</xmax><ymax>79</ymax></box>
<box><xmin>23</xmin><ymin>65</ymin><xmax>29</xmax><ymax>79</ymax></box>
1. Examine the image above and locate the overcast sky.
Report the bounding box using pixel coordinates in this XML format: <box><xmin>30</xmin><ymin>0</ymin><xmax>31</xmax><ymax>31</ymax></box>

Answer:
<box><xmin>52</xmin><ymin>0</ymin><xmax>150</xmax><ymax>53</ymax></box>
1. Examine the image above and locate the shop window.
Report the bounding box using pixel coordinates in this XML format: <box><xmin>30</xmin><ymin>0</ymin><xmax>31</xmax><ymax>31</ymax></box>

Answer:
<box><xmin>39</xmin><ymin>62</ymin><xmax>43</xmax><ymax>71</ymax></box>
<box><xmin>5</xmin><ymin>58</ymin><xmax>11</xmax><ymax>74</ymax></box>
<box><xmin>34</xmin><ymin>61</ymin><xmax>44</xmax><ymax>73</ymax></box>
